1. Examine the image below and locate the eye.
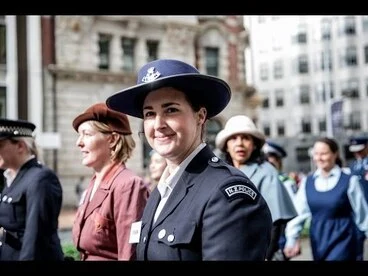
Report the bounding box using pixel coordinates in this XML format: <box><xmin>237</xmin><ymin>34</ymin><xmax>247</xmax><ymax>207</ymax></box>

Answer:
<box><xmin>143</xmin><ymin>111</ymin><xmax>155</xmax><ymax>118</ymax></box>
<box><xmin>166</xmin><ymin>107</ymin><xmax>178</xmax><ymax>114</ymax></box>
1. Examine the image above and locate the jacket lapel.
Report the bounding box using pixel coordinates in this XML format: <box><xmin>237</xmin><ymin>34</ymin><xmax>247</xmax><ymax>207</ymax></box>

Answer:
<box><xmin>152</xmin><ymin>145</ymin><xmax>212</xmax><ymax>228</ymax></box>
<box><xmin>141</xmin><ymin>189</ymin><xmax>161</xmax><ymax>229</ymax></box>
<box><xmin>83</xmin><ymin>163</ymin><xmax>123</xmax><ymax>219</ymax></box>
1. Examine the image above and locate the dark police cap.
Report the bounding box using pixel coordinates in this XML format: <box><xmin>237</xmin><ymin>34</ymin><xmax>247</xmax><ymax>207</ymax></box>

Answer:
<box><xmin>0</xmin><ymin>118</ymin><xmax>36</xmax><ymax>140</ymax></box>
<box><xmin>106</xmin><ymin>59</ymin><xmax>231</xmax><ymax>119</ymax></box>
<box><xmin>349</xmin><ymin>136</ymin><xmax>368</xmax><ymax>152</ymax></box>
<box><xmin>263</xmin><ymin>140</ymin><xmax>287</xmax><ymax>158</ymax></box>
<box><xmin>72</xmin><ymin>102</ymin><xmax>132</xmax><ymax>135</ymax></box>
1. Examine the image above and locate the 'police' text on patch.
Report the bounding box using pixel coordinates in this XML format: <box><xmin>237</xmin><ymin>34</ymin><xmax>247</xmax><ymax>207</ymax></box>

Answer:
<box><xmin>224</xmin><ymin>185</ymin><xmax>257</xmax><ymax>200</ymax></box>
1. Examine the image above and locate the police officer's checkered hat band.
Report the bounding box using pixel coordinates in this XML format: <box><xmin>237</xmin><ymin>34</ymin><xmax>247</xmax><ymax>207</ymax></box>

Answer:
<box><xmin>0</xmin><ymin>118</ymin><xmax>36</xmax><ymax>140</ymax></box>
<box><xmin>0</xmin><ymin>126</ymin><xmax>34</xmax><ymax>137</ymax></box>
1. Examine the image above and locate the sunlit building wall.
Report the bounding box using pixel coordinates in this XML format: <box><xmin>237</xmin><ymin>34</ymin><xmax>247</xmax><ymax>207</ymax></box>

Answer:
<box><xmin>245</xmin><ymin>15</ymin><xmax>368</xmax><ymax>173</ymax></box>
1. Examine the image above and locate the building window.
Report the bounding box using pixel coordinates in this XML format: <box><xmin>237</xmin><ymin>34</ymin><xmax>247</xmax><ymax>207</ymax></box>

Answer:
<box><xmin>298</xmin><ymin>55</ymin><xmax>309</xmax><ymax>74</ymax></box>
<box><xmin>273</xmin><ymin>60</ymin><xmax>283</xmax><ymax>79</ymax></box>
<box><xmin>315</xmin><ymin>83</ymin><xmax>334</xmax><ymax>103</ymax></box>
<box><xmin>300</xmin><ymin>85</ymin><xmax>310</xmax><ymax>104</ymax></box>
<box><xmin>339</xmin><ymin>46</ymin><xmax>357</xmax><ymax>67</ymax></box>
<box><xmin>344</xmin><ymin>16</ymin><xmax>356</xmax><ymax>35</ymax></box>
<box><xmin>205</xmin><ymin>47</ymin><xmax>219</xmax><ymax>76</ymax></box>
<box><xmin>276</xmin><ymin>120</ymin><xmax>285</xmax><ymax>136</ymax></box>
<box><xmin>121</xmin><ymin>37</ymin><xmax>136</xmax><ymax>73</ymax></box>
<box><xmin>348</xmin><ymin>111</ymin><xmax>361</xmax><ymax>130</ymax></box>
<box><xmin>301</xmin><ymin>117</ymin><xmax>311</xmax><ymax>134</ymax></box>
<box><xmin>321</xmin><ymin>50</ymin><xmax>333</xmax><ymax>71</ymax></box>
<box><xmin>98</xmin><ymin>33</ymin><xmax>111</xmax><ymax>70</ymax></box>
<box><xmin>296</xmin><ymin>146</ymin><xmax>310</xmax><ymax>162</ymax></box>
<box><xmin>341</xmin><ymin>78</ymin><xmax>360</xmax><ymax>98</ymax></box>
<box><xmin>260</xmin><ymin>63</ymin><xmax>268</xmax><ymax>81</ymax></box>
<box><xmin>263</xmin><ymin>123</ymin><xmax>270</xmax><ymax>136</ymax></box>
<box><xmin>0</xmin><ymin>19</ymin><xmax>6</xmax><ymax>65</ymax></box>
<box><xmin>0</xmin><ymin>86</ymin><xmax>6</xmax><ymax>117</ymax></box>
<box><xmin>319</xmin><ymin>118</ymin><xmax>326</xmax><ymax>132</ymax></box>
<box><xmin>275</xmin><ymin>89</ymin><xmax>284</xmax><ymax>107</ymax></box>
<box><xmin>292</xmin><ymin>24</ymin><xmax>307</xmax><ymax>44</ymax></box>
<box><xmin>262</xmin><ymin>91</ymin><xmax>269</xmax><ymax>108</ymax></box>
<box><xmin>321</xmin><ymin>18</ymin><xmax>331</xmax><ymax>40</ymax></box>
<box><xmin>362</xmin><ymin>16</ymin><xmax>368</xmax><ymax>32</ymax></box>
<box><xmin>146</xmin><ymin>40</ymin><xmax>159</xmax><ymax>62</ymax></box>
<box><xmin>364</xmin><ymin>45</ymin><xmax>368</xmax><ymax>64</ymax></box>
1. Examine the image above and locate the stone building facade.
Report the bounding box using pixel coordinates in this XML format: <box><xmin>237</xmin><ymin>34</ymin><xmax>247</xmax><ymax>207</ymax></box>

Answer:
<box><xmin>4</xmin><ymin>16</ymin><xmax>261</xmax><ymax>207</ymax></box>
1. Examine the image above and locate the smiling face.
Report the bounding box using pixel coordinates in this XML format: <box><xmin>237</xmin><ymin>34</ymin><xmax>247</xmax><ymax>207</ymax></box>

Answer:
<box><xmin>313</xmin><ymin>141</ymin><xmax>337</xmax><ymax>172</ymax></box>
<box><xmin>75</xmin><ymin>121</ymin><xmax>113</xmax><ymax>171</ymax></box>
<box><xmin>142</xmin><ymin>87</ymin><xmax>206</xmax><ymax>165</ymax></box>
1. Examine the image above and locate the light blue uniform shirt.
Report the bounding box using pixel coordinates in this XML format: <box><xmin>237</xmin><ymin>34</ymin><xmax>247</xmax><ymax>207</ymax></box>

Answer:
<box><xmin>239</xmin><ymin>161</ymin><xmax>297</xmax><ymax>223</ymax></box>
<box><xmin>285</xmin><ymin>165</ymin><xmax>368</xmax><ymax>248</ymax></box>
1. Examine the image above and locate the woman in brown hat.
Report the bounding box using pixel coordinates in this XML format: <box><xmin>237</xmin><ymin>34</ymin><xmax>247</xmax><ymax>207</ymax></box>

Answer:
<box><xmin>106</xmin><ymin>58</ymin><xmax>272</xmax><ymax>261</ymax></box>
<box><xmin>215</xmin><ymin>115</ymin><xmax>297</xmax><ymax>261</ymax></box>
<box><xmin>71</xmin><ymin>103</ymin><xmax>149</xmax><ymax>261</ymax></box>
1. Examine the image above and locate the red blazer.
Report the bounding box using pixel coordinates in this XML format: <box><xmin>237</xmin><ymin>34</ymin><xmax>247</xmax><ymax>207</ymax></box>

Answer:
<box><xmin>72</xmin><ymin>163</ymin><xmax>149</xmax><ymax>260</ymax></box>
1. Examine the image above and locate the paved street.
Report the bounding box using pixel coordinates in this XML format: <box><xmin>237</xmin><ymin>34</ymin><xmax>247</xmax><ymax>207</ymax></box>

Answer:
<box><xmin>58</xmin><ymin>209</ymin><xmax>368</xmax><ymax>261</ymax></box>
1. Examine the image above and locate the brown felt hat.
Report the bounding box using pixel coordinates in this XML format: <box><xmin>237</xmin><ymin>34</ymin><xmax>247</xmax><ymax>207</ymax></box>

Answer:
<box><xmin>72</xmin><ymin>103</ymin><xmax>132</xmax><ymax>135</ymax></box>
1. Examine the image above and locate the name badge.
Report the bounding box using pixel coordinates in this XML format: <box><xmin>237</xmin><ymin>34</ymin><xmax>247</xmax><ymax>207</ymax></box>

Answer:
<box><xmin>129</xmin><ymin>221</ymin><xmax>142</xmax><ymax>244</ymax></box>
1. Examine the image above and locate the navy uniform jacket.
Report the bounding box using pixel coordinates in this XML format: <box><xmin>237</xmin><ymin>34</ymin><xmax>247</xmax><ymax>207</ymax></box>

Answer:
<box><xmin>0</xmin><ymin>158</ymin><xmax>64</xmax><ymax>260</ymax></box>
<box><xmin>136</xmin><ymin>146</ymin><xmax>272</xmax><ymax>261</ymax></box>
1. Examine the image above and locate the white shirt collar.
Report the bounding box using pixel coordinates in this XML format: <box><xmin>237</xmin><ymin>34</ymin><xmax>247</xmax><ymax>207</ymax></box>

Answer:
<box><xmin>157</xmin><ymin>143</ymin><xmax>206</xmax><ymax>197</ymax></box>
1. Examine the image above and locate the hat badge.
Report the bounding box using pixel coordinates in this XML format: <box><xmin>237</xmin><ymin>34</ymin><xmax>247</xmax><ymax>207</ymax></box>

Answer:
<box><xmin>142</xmin><ymin>67</ymin><xmax>161</xmax><ymax>83</ymax></box>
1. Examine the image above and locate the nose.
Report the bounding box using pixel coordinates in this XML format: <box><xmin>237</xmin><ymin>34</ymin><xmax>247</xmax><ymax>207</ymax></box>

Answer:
<box><xmin>76</xmin><ymin>135</ymin><xmax>83</xmax><ymax>147</ymax></box>
<box><xmin>153</xmin><ymin>115</ymin><xmax>166</xmax><ymax>130</ymax></box>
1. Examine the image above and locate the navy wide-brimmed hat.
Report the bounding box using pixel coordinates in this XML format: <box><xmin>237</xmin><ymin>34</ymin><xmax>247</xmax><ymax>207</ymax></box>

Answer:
<box><xmin>263</xmin><ymin>140</ymin><xmax>287</xmax><ymax>159</ymax></box>
<box><xmin>0</xmin><ymin>118</ymin><xmax>36</xmax><ymax>140</ymax></box>
<box><xmin>349</xmin><ymin>136</ymin><xmax>368</xmax><ymax>152</ymax></box>
<box><xmin>106</xmin><ymin>59</ymin><xmax>232</xmax><ymax>119</ymax></box>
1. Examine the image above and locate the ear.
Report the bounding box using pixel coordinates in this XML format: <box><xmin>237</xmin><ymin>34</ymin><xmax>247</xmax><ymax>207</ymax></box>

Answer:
<box><xmin>197</xmin><ymin>107</ymin><xmax>207</xmax><ymax>125</ymax></box>
<box><xmin>109</xmin><ymin>132</ymin><xmax>120</xmax><ymax>148</ymax></box>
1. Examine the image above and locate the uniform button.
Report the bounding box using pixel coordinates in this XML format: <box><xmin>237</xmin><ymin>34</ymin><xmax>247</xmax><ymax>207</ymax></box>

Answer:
<box><xmin>211</xmin><ymin>157</ymin><xmax>219</xmax><ymax>162</ymax></box>
<box><xmin>2</xmin><ymin>195</ymin><xmax>7</xmax><ymax>202</ymax></box>
<box><xmin>143</xmin><ymin>236</ymin><xmax>147</xmax><ymax>243</ymax></box>
<box><xmin>167</xmin><ymin>234</ymin><xmax>175</xmax><ymax>242</ymax></box>
<box><xmin>0</xmin><ymin>241</ymin><xmax>2</xmax><ymax>246</ymax></box>
<box><xmin>7</xmin><ymin>197</ymin><xmax>12</xmax><ymax>203</ymax></box>
<box><xmin>158</xmin><ymin>229</ymin><xmax>166</xmax><ymax>239</ymax></box>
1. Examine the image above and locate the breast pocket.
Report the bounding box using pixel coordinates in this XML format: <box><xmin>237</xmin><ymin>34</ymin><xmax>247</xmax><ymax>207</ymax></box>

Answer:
<box><xmin>155</xmin><ymin>220</ymin><xmax>200</xmax><ymax>260</ymax></box>
<box><xmin>1</xmin><ymin>193</ymin><xmax>26</xmax><ymax>224</ymax></box>
<box><xmin>157</xmin><ymin>220</ymin><xmax>197</xmax><ymax>247</ymax></box>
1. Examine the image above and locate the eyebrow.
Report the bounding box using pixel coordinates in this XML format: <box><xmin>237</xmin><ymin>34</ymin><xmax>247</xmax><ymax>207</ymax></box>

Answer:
<box><xmin>143</xmin><ymin>102</ymin><xmax>180</xmax><ymax>111</ymax></box>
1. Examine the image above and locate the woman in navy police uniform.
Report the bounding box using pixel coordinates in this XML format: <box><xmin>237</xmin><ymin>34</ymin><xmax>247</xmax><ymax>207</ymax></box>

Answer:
<box><xmin>0</xmin><ymin>119</ymin><xmax>64</xmax><ymax>260</ymax></box>
<box><xmin>106</xmin><ymin>59</ymin><xmax>273</xmax><ymax>261</ymax></box>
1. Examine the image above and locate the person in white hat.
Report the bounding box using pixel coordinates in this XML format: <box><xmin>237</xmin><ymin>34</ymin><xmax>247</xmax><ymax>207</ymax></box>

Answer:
<box><xmin>215</xmin><ymin>115</ymin><xmax>297</xmax><ymax>261</ymax></box>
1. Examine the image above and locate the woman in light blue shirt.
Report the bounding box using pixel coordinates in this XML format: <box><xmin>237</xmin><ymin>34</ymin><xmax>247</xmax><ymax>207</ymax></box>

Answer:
<box><xmin>284</xmin><ymin>137</ymin><xmax>368</xmax><ymax>261</ymax></box>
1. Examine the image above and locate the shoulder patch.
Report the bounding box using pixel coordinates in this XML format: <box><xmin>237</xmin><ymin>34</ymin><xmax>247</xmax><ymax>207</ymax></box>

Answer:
<box><xmin>221</xmin><ymin>182</ymin><xmax>258</xmax><ymax>202</ymax></box>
